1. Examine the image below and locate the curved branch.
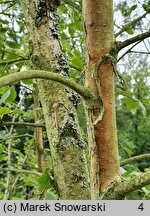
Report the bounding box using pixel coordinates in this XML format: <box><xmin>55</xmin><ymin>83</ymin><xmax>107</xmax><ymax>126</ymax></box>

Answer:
<box><xmin>1</xmin><ymin>121</ymin><xmax>45</xmax><ymax>128</ymax></box>
<box><xmin>102</xmin><ymin>171</ymin><xmax>150</xmax><ymax>200</ymax></box>
<box><xmin>0</xmin><ymin>58</ymin><xmax>29</xmax><ymax>66</ymax></box>
<box><xmin>0</xmin><ymin>69</ymin><xmax>92</xmax><ymax>100</ymax></box>
<box><xmin>115</xmin><ymin>11</ymin><xmax>149</xmax><ymax>37</ymax></box>
<box><xmin>120</xmin><ymin>153</ymin><xmax>150</xmax><ymax>166</ymax></box>
<box><xmin>116</xmin><ymin>31</ymin><xmax>150</xmax><ymax>51</ymax></box>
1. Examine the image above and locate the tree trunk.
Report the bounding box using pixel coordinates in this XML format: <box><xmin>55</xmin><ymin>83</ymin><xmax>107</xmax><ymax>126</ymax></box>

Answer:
<box><xmin>22</xmin><ymin>0</ymin><xmax>90</xmax><ymax>199</ymax></box>
<box><xmin>82</xmin><ymin>0</ymin><xmax>121</xmax><ymax>198</ymax></box>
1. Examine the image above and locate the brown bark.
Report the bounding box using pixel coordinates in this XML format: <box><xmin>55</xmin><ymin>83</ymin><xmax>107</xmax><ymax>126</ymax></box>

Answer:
<box><xmin>83</xmin><ymin>0</ymin><xmax>121</xmax><ymax>197</ymax></box>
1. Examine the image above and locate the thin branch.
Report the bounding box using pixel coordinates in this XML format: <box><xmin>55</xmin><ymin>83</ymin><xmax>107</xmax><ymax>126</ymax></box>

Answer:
<box><xmin>0</xmin><ymin>1</ymin><xmax>15</xmax><ymax>4</ymax></box>
<box><xmin>1</xmin><ymin>121</ymin><xmax>45</xmax><ymax>128</ymax></box>
<box><xmin>0</xmin><ymin>49</ymin><xmax>24</xmax><ymax>58</ymax></box>
<box><xmin>0</xmin><ymin>69</ymin><xmax>95</xmax><ymax>104</ymax></box>
<box><xmin>142</xmin><ymin>38</ymin><xmax>150</xmax><ymax>53</ymax></box>
<box><xmin>3</xmin><ymin>115</ymin><xmax>16</xmax><ymax>200</ymax></box>
<box><xmin>129</xmin><ymin>50</ymin><xmax>150</xmax><ymax>55</ymax></box>
<box><xmin>117</xmin><ymin>40</ymin><xmax>142</xmax><ymax>62</ymax></box>
<box><xmin>70</xmin><ymin>63</ymin><xmax>81</xmax><ymax>72</ymax></box>
<box><xmin>0</xmin><ymin>2</ymin><xmax>16</xmax><ymax>14</ymax></box>
<box><xmin>0</xmin><ymin>58</ymin><xmax>29</xmax><ymax>66</ymax></box>
<box><xmin>0</xmin><ymin>133</ymin><xmax>34</xmax><ymax>144</ymax></box>
<box><xmin>10</xmin><ymin>155</ymin><xmax>28</xmax><ymax>193</ymax></box>
<box><xmin>102</xmin><ymin>171</ymin><xmax>150</xmax><ymax>200</ymax></box>
<box><xmin>0</xmin><ymin>167</ymin><xmax>42</xmax><ymax>176</ymax></box>
<box><xmin>115</xmin><ymin>11</ymin><xmax>149</xmax><ymax>37</ymax></box>
<box><xmin>120</xmin><ymin>153</ymin><xmax>150</xmax><ymax>166</ymax></box>
<box><xmin>116</xmin><ymin>31</ymin><xmax>150</xmax><ymax>51</ymax></box>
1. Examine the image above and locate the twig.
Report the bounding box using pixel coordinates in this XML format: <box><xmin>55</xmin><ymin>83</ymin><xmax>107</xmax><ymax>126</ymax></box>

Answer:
<box><xmin>1</xmin><ymin>121</ymin><xmax>45</xmax><ymax>128</ymax></box>
<box><xmin>129</xmin><ymin>50</ymin><xmax>150</xmax><ymax>55</ymax></box>
<box><xmin>115</xmin><ymin>11</ymin><xmax>149</xmax><ymax>37</ymax></box>
<box><xmin>120</xmin><ymin>153</ymin><xmax>150</xmax><ymax>166</ymax></box>
<box><xmin>116</xmin><ymin>31</ymin><xmax>150</xmax><ymax>51</ymax></box>
<box><xmin>10</xmin><ymin>155</ymin><xmax>28</xmax><ymax>192</ymax></box>
<box><xmin>0</xmin><ymin>167</ymin><xmax>42</xmax><ymax>176</ymax></box>
<box><xmin>117</xmin><ymin>41</ymin><xmax>142</xmax><ymax>62</ymax></box>
<box><xmin>0</xmin><ymin>58</ymin><xmax>29</xmax><ymax>66</ymax></box>
<box><xmin>3</xmin><ymin>115</ymin><xmax>16</xmax><ymax>200</ymax></box>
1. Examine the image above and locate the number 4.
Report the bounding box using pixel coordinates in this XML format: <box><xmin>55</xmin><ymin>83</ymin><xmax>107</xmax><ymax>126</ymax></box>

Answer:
<box><xmin>138</xmin><ymin>203</ymin><xmax>144</xmax><ymax>211</ymax></box>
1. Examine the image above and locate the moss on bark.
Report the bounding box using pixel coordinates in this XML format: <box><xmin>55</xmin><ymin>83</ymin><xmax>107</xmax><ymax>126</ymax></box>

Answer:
<box><xmin>21</xmin><ymin>0</ymin><xmax>90</xmax><ymax>199</ymax></box>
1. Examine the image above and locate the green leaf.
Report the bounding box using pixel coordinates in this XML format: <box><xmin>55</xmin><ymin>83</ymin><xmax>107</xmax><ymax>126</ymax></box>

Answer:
<box><xmin>0</xmin><ymin>19</ymin><xmax>9</xmax><ymax>24</ymax></box>
<box><xmin>0</xmin><ymin>144</ymin><xmax>4</xmax><ymax>154</ymax></box>
<box><xmin>13</xmin><ymin>108</ymin><xmax>24</xmax><ymax>115</ymax></box>
<box><xmin>0</xmin><ymin>107</ymin><xmax>11</xmax><ymax>117</ymax></box>
<box><xmin>138</xmin><ymin>101</ymin><xmax>146</xmax><ymax>116</ymax></box>
<box><xmin>45</xmin><ymin>190</ymin><xmax>58</xmax><ymax>200</ymax></box>
<box><xmin>133</xmin><ymin>98</ymin><xmax>146</xmax><ymax>116</ymax></box>
<box><xmin>0</xmin><ymin>154</ymin><xmax>7</xmax><ymax>162</ymax></box>
<box><xmin>125</xmin><ymin>98</ymin><xmax>139</xmax><ymax>114</ymax></box>
<box><xmin>123</xmin><ymin>147</ymin><xmax>133</xmax><ymax>156</ymax></box>
<box><xmin>71</xmin><ymin>57</ymin><xmax>83</xmax><ymax>68</ymax></box>
<box><xmin>5</xmin><ymin>86</ymin><xmax>17</xmax><ymax>103</ymax></box>
<box><xmin>126</xmin><ymin>28</ymin><xmax>134</xmax><ymax>35</ymax></box>
<box><xmin>0</xmin><ymin>27</ymin><xmax>8</xmax><ymax>33</ymax></box>
<box><xmin>0</xmin><ymin>89</ymin><xmax>11</xmax><ymax>104</ymax></box>
<box><xmin>21</xmin><ymin>79</ymin><xmax>33</xmax><ymax>85</ymax></box>
<box><xmin>142</xmin><ymin>4</ymin><xmax>149</xmax><ymax>11</ymax></box>
<box><xmin>0</xmin><ymin>86</ymin><xmax>9</xmax><ymax>94</ymax></box>
<box><xmin>126</xmin><ymin>5</ymin><xmax>137</xmax><ymax>16</ymax></box>
<box><xmin>68</xmin><ymin>24</ymin><xmax>75</xmax><ymax>36</ymax></box>
<box><xmin>6</xmin><ymin>41</ymin><xmax>20</xmax><ymax>49</ymax></box>
<box><xmin>143</xmin><ymin>98</ymin><xmax>150</xmax><ymax>105</ymax></box>
<box><xmin>0</xmin><ymin>86</ymin><xmax>16</xmax><ymax>104</ymax></box>
<box><xmin>37</xmin><ymin>170</ymin><xmax>51</xmax><ymax>189</ymax></box>
<box><xmin>144</xmin><ymin>185</ymin><xmax>150</xmax><ymax>191</ymax></box>
<box><xmin>11</xmin><ymin>148</ymin><xmax>24</xmax><ymax>157</ymax></box>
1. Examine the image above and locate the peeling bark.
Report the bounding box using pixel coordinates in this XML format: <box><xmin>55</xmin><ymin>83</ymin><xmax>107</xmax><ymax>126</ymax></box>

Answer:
<box><xmin>83</xmin><ymin>0</ymin><xmax>121</xmax><ymax>198</ymax></box>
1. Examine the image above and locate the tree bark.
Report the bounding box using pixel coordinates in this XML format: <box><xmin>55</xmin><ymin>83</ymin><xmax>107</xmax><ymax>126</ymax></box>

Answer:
<box><xmin>33</xmin><ymin>85</ymin><xmax>45</xmax><ymax>173</ymax></box>
<box><xmin>82</xmin><ymin>0</ymin><xmax>121</xmax><ymax>198</ymax></box>
<box><xmin>21</xmin><ymin>0</ymin><xmax>90</xmax><ymax>199</ymax></box>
